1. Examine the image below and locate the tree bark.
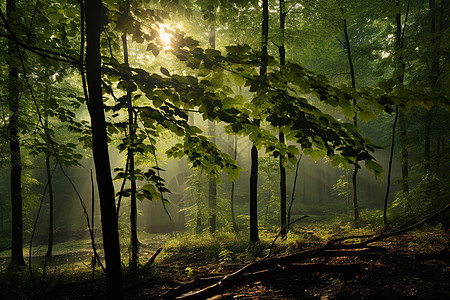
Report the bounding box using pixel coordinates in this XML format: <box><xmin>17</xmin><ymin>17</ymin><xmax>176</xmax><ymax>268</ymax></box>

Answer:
<box><xmin>279</xmin><ymin>0</ymin><xmax>287</xmax><ymax>238</ymax></box>
<box><xmin>424</xmin><ymin>108</ymin><xmax>433</xmax><ymax>174</ymax></box>
<box><xmin>250</xmin><ymin>0</ymin><xmax>269</xmax><ymax>243</ymax></box>
<box><xmin>230</xmin><ymin>135</ymin><xmax>239</xmax><ymax>233</ymax></box>
<box><xmin>0</xmin><ymin>194</ymin><xmax>3</xmax><ymax>233</ymax></box>
<box><xmin>397</xmin><ymin>2</ymin><xmax>409</xmax><ymax>197</ymax></box>
<box><xmin>250</xmin><ymin>142</ymin><xmax>259</xmax><ymax>243</ymax></box>
<box><xmin>341</xmin><ymin>9</ymin><xmax>359</xmax><ymax>221</ymax></box>
<box><xmin>121</xmin><ymin>0</ymin><xmax>138</xmax><ymax>271</ymax></box>
<box><xmin>208</xmin><ymin>25</ymin><xmax>217</xmax><ymax>234</ymax></box>
<box><xmin>399</xmin><ymin>113</ymin><xmax>409</xmax><ymax>193</ymax></box>
<box><xmin>424</xmin><ymin>0</ymin><xmax>441</xmax><ymax>187</ymax></box>
<box><xmin>384</xmin><ymin>1</ymin><xmax>408</xmax><ymax>223</ymax></box>
<box><xmin>122</xmin><ymin>30</ymin><xmax>139</xmax><ymax>273</ymax></box>
<box><xmin>7</xmin><ymin>0</ymin><xmax>25</xmax><ymax>267</ymax></box>
<box><xmin>45</xmin><ymin>135</ymin><xmax>54</xmax><ymax>260</ymax></box>
<box><xmin>384</xmin><ymin>106</ymin><xmax>398</xmax><ymax>224</ymax></box>
<box><xmin>85</xmin><ymin>0</ymin><xmax>123</xmax><ymax>297</ymax></box>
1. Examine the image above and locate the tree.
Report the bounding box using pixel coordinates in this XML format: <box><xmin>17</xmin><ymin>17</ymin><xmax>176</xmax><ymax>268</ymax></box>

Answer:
<box><xmin>6</xmin><ymin>0</ymin><xmax>25</xmax><ymax>267</ymax></box>
<box><xmin>249</xmin><ymin>0</ymin><xmax>269</xmax><ymax>244</ymax></box>
<box><xmin>383</xmin><ymin>0</ymin><xmax>409</xmax><ymax>224</ymax></box>
<box><xmin>44</xmin><ymin>88</ymin><xmax>55</xmax><ymax>260</ymax></box>
<box><xmin>85</xmin><ymin>0</ymin><xmax>123</xmax><ymax>297</ymax></box>
<box><xmin>229</xmin><ymin>134</ymin><xmax>239</xmax><ymax>233</ymax></box>
<box><xmin>208</xmin><ymin>24</ymin><xmax>217</xmax><ymax>234</ymax></box>
<box><xmin>119</xmin><ymin>0</ymin><xmax>139</xmax><ymax>273</ymax></box>
<box><xmin>278</xmin><ymin>0</ymin><xmax>287</xmax><ymax>238</ymax></box>
<box><xmin>339</xmin><ymin>6</ymin><xmax>359</xmax><ymax>221</ymax></box>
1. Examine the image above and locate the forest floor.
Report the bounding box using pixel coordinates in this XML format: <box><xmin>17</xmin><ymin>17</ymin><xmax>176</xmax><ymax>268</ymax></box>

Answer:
<box><xmin>129</xmin><ymin>226</ymin><xmax>450</xmax><ymax>299</ymax></box>
<box><xmin>0</xmin><ymin>223</ymin><xmax>449</xmax><ymax>299</ymax></box>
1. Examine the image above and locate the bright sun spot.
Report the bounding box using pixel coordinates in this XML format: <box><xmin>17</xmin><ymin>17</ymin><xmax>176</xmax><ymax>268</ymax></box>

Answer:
<box><xmin>381</xmin><ymin>51</ymin><xmax>390</xmax><ymax>58</ymax></box>
<box><xmin>160</xmin><ymin>28</ymin><xmax>173</xmax><ymax>50</ymax></box>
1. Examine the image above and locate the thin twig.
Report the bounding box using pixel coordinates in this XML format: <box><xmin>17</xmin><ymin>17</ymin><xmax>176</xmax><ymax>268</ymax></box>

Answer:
<box><xmin>287</xmin><ymin>153</ymin><xmax>302</xmax><ymax>228</ymax></box>
<box><xmin>268</xmin><ymin>215</ymin><xmax>309</xmax><ymax>257</ymax></box>
<box><xmin>137</xmin><ymin>115</ymin><xmax>172</xmax><ymax>220</ymax></box>
<box><xmin>28</xmin><ymin>161</ymin><xmax>58</xmax><ymax>294</ymax></box>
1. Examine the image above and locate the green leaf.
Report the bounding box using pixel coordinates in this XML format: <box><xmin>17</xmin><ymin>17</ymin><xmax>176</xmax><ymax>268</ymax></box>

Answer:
<box><xmin>160</xmin><ymin>66</ymin><xmax>170</xmax><ymax>77</ymax></box>
<box><xmin>365</xmin><ymin>160</ymin><xmax>384</xmax><ymax>178</ymax></box>
<box><xmin>147</xmin><ymin>43</ymin><xmax>160</xmax><ymax>57</ymax></box>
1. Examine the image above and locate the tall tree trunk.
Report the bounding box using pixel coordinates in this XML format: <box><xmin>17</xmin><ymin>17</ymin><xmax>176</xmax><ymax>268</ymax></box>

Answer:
<box><xmin>249</xmin><ymin>142</ymin><xmax>259</xmax><ymax>242</ymax></box>
<box><xmin>250</xmin><ymin>0</ymin><xmax>269</xmax><ymax>243</ymax></box>
<box><xmin>122</xmin><ymin>28</ymin><xmax>138</xmax><ymax>272</ymax></box>
<box><xmin>85</xmin><ymin>0</ymin><xmax>123</xmax><ymax>297</ymax></box>
<box><xmin>424</xmin><ymin>108</ymin><xmax>433</xmax><ymax>175</ymax></box>
<box><xmin>399</xmin><ymin>113</ymin><xmax>409</xmax><ymax>193</ymax></box>
<box><xmin>230</xmin><ymin>135</ymin><xmax>239</xmax><ymax>233</ymax></box>
<box><xmin>0</xmin><ymin>194</ymin><xmax>3</xmax><ymax>233</ymax></box>
<box><xmin>7</xmin><ymin>0</ymin><xmax>25</xmax><ymax>267</ymax></box>
<box><xmin>208</xmin><ymin>25</ymin><xmax>217</xmax><ymax>234</ymax></box>
<box><xmin>436</xmin><ymin>135</ymin><xmax>441</xmax><ymax>174</ymax></box>
<box><xmin>279</xmin><ymin>0</ymin><xmax>287</xmax><ymax>239</ymax></box>
<box><xmin>424</xmin><ymin>0</ymin><xmax>441</xmax><ymax>193</ymax></box>
<box><xmin>384</xmin><ymin>1</ymin><xmax>408</xmax><ymax>224</ymax></box>
<box><xmin>435</xmin><ymin>134</ymin><xmax>442</xmax><ymax>201</ymax></box>
<box><xmin>188</xmin><ymin>114</ymin><xmax>203</xmax><ymax>235</ymax></box>
<box><xmin>121</xmin><ymin>1</ymin><xmax>138</xmax><ymax>271</ymax></box>
<box><xmin>384</xmin><ymin>106</ymin><xmax>398</xmax><ymax>224</ymax></box>
<box><xmin>397</xmin><ymin>1</ymin><xmax>409</xmax><ymax>196</ymax></box>
<box><xmin>45</xmin><ymin>120</ymin><xmax>54</xmax><ymax>260</ymax></box>
<box><xmin>341</xmin><ymin>9</ymin><xmax>359</xmax><ymax>221</ymax></box>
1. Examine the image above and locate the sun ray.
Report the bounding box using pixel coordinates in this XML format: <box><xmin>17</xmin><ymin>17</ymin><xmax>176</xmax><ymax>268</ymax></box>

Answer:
<box><xmin>160</xmin><ymin>27</ymin><xmax>173</xmax><ymax>50</ymax></box>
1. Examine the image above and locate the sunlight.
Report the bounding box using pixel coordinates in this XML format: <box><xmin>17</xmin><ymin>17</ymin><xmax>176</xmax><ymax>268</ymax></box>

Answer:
<box><xmin>160</xmin><ymin>27</ymin><xmax>173</xmax><ymax>50</ymax></box>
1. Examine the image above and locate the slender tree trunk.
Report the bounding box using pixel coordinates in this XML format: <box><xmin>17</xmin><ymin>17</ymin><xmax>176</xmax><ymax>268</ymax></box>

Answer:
<box><xmin>287</xmin><ymin>155</ymin><xmax>301</xmax><ymax>230</ymax></box>
<box><xmin>341</xmin><ymin>9</ymin><xmax>359</xmax><ymax>221</ymax></box>
<box><xmin>424</xmin><ymin>0</ymin><xmax>441</xmax><ymax>193</ymax></box>
<box><xmin>435</xmin><ymin>134</ymin><xmax>442</xmax><ymax>201</ymax></box>
<box><xmin>122</xmin><ymin>29</ymin><xmax>138</xmax><ymax>272</ymax></box>
<box><xmin>250</xmin><ymin>0</ymin><xmax>269</xmax><ymax>243</ymax></box>
<box><xmin>424</xmin><ymin>107</ymin><xmax>434</xmax><ymax>205</ymax></box>
<box><xmin>85</xmin><ymin>0</ymin><xmax>123</xmax><ymax>297</ymax></box>
<box><xmin>351</xmin><ymin>166</ymin><xmax>359</xmax><ymax>220</ymax></box>
<box><xmin>45</xmin><ymin>123</ymin><xmax>54</xmax><ymax>260</ymax></box>
<box><xmin>249</xmin><ymin>142</ymin><xmax>259</xmax><ymax>242</ymax></box>
<box><xmin>384</xmin><ymin>1</ymin><xmax>408</xmax><ymax>224</ymax></box>
<box><xmin>188</xmin><ymin>114</ymin><xmax>203</xmax><ymax>235</ymax></box>
<box><xmin>399</xmin><ymin>113</ymin><xmax>409</xmax><ymax>193</ymax></box>
<box><xmin>230</xmin><ymin>135</ymin><xmax>239</xmax><ymax>233</ymax></box>
<box><xmin>436</xmin><ymin>135</ymin><xmax>441</xmax><ymax>174</ymax></box>
<box><xmin>208</xmin><ymin>25</ymin><xmax>217</xmax><ymax>234</ymax></box>
<box><xmin>396</xmin><ymin>3</ymin><xmax>409</xmax><ymax>197</ymax></box>
<box><xmin>424</xmin><ymin>108</ymin><xmax>433</xmax><ymax>175</ymax></box>
<box><xmin>384</xmin><ymin>106</ymin><xmax>398</xmax><ymax>224</ymax></box>
<box><xmin>279</xmin><ymin>0</ymin><xmax>287</xmax><ymax>239</ymax></box>
<box><xmin>0</xmin><ymin>194</ymin><xmax>3</xmax><ymax>233</ymax></box>
<box><xmin>7</xmin><ymin>0</ymin><xmax>25</xmax><ymax>267</ymax></box>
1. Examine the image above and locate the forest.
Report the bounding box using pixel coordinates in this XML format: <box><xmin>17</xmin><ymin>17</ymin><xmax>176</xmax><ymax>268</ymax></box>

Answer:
<box><xmin>0</xmin><ymin>0</ymin><xmax>449</xmax><ymax>299</ymax></box>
